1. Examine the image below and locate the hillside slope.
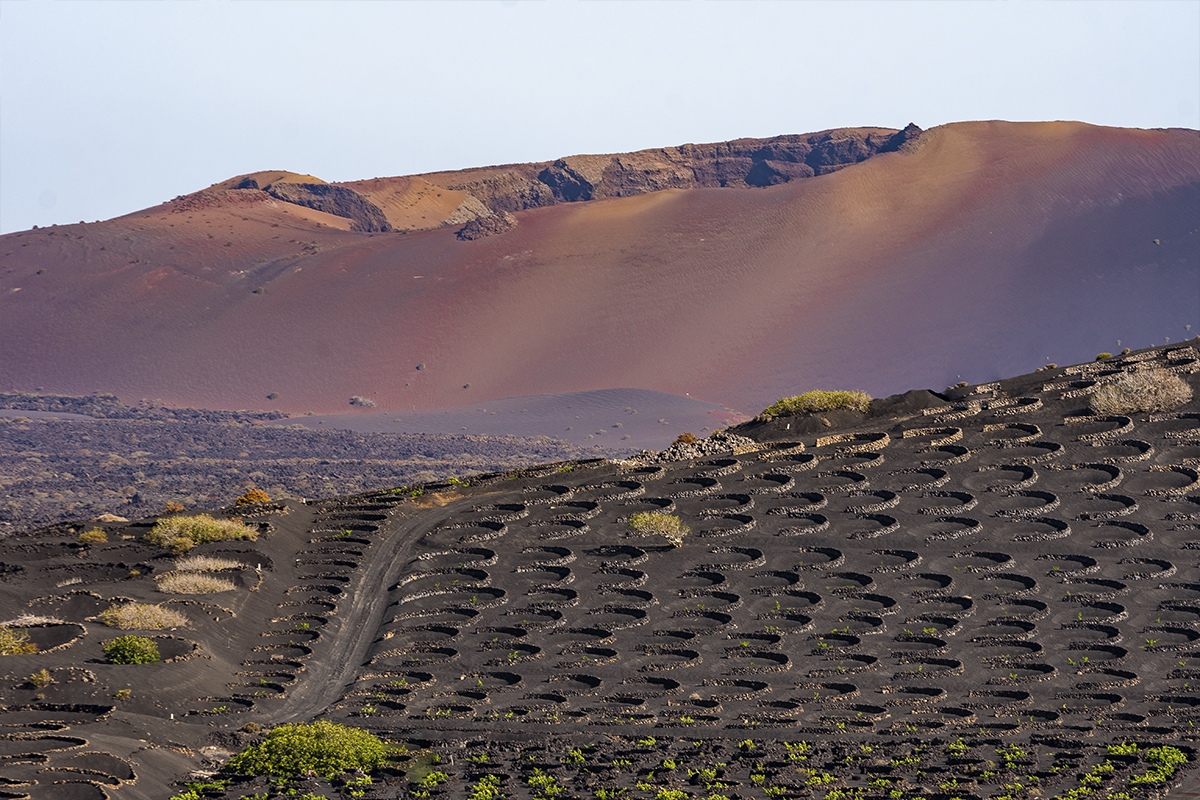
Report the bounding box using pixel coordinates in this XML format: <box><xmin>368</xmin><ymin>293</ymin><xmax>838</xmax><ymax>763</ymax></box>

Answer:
<box><xmin>1</xmin><ymin>122</ymin><xmax>1196</xmax><ymax>417</ymax></box>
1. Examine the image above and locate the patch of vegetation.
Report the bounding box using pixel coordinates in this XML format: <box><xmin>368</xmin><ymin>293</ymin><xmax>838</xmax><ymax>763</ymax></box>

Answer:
<box><xmin>235</xmin><ymin>488</ymin><xmax>271</xmax><ymax>506</ymax></box>
<box><xmin>98</xmin><ymin>602</ymin><xmax>188</xmax><ymax>630</ymax></box>
<box><xmin>224</xmin><ymin>720</ymin><xmax>398</xmax><ymax>778</ymax></box>
<box><xmin>627</xmin><ymin>512</ymin><xmax>691</xmax><ymax>547</ymax></box>
<box><xmin>761</xmin><ymin>390</ymin><xmax>871</xmax><ymax>418</ymax></box>
<box><xmin>175</xmin><ymin>554</ymin><xmax>245</xmax><ymax>572</ymax></box>
<box><xmin>0</xmin><ymin>627</ymin><xmax>38</xmax><ymax>655</ymax></box>
<box><xmin>104</xmin><ymin>635</ymin><xmax>160</xmax><ymax>664</ymax></box>
<box><xmin>146</xmin><ymin>514</ymin><xmax>257</xmax><ymax>554</ymax></box>
<box><xmin>28</xmin><ymin>668</ymin><xmax>54</xmax><ymax>687</ymax></box>
<box><xmin>77</xmin><ymin>528</ymin><xmax>107</xmax><ymax>544</ymax></box>
<box><xmin>1130</xmin><ymin>746</ymin><xmax>1187</xmax><ymax>785</ymax></box>
<box><xmin>1089</xmin><ymin>367</ymin><xmax>1192</xmax><ymax>414</ymax></box>
<box><xmin>156</xmin><ymin>572</ymin><xmax>237</xmax><ymax>594</ymax></box>
<box><xmin>673</xmin><ymin>432</ymin><xmax>699</xmax><ymax>445</ymax></box>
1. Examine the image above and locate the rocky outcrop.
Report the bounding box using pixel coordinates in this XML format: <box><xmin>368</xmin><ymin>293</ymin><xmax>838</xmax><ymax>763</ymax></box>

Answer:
<box><xmin>457</xmin><ymin>211</ymin><xmax>518</xmax><ymax>241</ymax></box>
<box><xmin>263</xmin><ymin>182</ymin><xmax>393</xmax><ymax>233</ymax></box>
<box><xmin>439</xmin><ymin>126</ymin><xmax>923</xmax><ymax>238</ymax></box>
<box><xmin>211</xmin><ymin>127</ymin><xmax>924</xmax><ymax>239</ymax></box>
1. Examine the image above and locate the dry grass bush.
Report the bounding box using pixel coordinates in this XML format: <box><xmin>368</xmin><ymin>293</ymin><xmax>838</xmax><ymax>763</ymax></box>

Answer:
<box><xmin>761</xmin><ymin>390</ymin><xmax>872</xmax><ymax>418</ymax></box>
<box><xmin>98</xmin><ymin>602</ymin><xmax>188</xmax><ymax>630</ymax></box>
<box><xmin>77</xmin><ymin>528</ymin><xmax>107</xmax><ymax>545</ymax></box>
<box><xmin>0</xmin><ymin>627</ymin><xmax>38</xmax><ymax>655</ymax></box>
<box><xmin>156</xmin><ymin>572</ymin><xmax>236</xmax><ymax>594</ymax></box>
<box><xmin>673</xmin><ymin>432</ymin><xmax>699</xmax><ymax>445</ymax></box>
<box><xmin>627</xmin><ymin>512</ymin><xmax>691</xmax><ymax>547</ymax></box>
<box><xmin>1089</xmin><ymin>367</ymin><xmax>1193</xmax><ymax>414</ymax></box>
<box><xmin>174</xmin><ymin>554</ymin><xmax>245</xmax><ymax>572</ymax></box>
<box><xmin>163</xmin><ymin>501</ymin><xmax>186</xmax><ymax>513</ymax></box>
<box><xmin>147</xmin><ymin>514</ymin><xmax>257</xmax><ymax>554</ymax></box>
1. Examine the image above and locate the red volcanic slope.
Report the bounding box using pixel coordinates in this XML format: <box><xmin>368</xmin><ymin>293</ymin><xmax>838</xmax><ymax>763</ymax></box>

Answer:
<box><xmin>1</xmin><ymin>121</ymin><xmax>1197</xmax><ymax>417</ymax></box>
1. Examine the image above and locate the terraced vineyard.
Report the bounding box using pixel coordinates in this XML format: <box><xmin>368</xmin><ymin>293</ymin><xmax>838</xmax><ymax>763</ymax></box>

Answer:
<box><xmin>1</xmin><ymin>345</ymin><xmax>1197</xmax><ymax>799</ymax></box>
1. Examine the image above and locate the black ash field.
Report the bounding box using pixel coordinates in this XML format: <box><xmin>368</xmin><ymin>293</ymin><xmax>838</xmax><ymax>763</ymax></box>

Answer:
<box><xmin>1</xmin><ymin>344</ymin><xmax>1198</xmax><ymax>800</ymax></box>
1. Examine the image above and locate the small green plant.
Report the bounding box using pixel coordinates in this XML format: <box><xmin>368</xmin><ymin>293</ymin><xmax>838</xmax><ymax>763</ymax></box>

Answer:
<box><xmin>761</xmin><ymin>390</ymin><xmax>871</xmax><ymax>417</ymax></box>
<box><xmin>527</xmin><ymin>768</ymin><xmax>565</xmax><ymax>798</ymax></box>
<box><xmin>1130</xmin><ymin>746</ymin><xmax>1187</xmax><ymax>785</ymax></box>
<box><xmin>225</xmin><ymin>720</ymin><xmax>397</xmax><ymax>778</ymax></box>
<box><xmin>103</xmin><ymin>635</ymin><xmax>160</xmax><ymax>664</ymax></box>
<box><xmin>78</xmin><ymin>528</ymin><xmax>107</xmax><ymax>544</ymax></box>
<box><xmin>0</xmin><ymin>627</ymin><xmax>38</xmax><ymax>655</ymax></box>
<box><xmin>113</xmin><ymin>688</ymin><xmax>132</xmax><ymax>700</ymax></box>
<box><xmin>1095</xmin><ymin>352</ymin><xmax>1113</xmax><ymax>360</ymax></box>
<box><xmin>1108</xmin><ymin>742</ymin><xmax>1140</xmax><ymax>756</ymax></box>
<box><xmin>28</xmin><ymin>668</ymin><xmax>53</xmax><ymax>688</ymax></box>
<box><xmin>627</xmin><ymin>513</ymin><xmax>690</xmax><ymax>547</ymax></box>
<box><xmin>468</xmin><ymin>774</ymin><xmax>503</xmax><ymax>800</ymax></box>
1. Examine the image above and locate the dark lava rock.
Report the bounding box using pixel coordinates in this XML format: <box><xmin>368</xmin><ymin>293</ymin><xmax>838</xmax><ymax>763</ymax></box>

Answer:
<box><xmin>458</xmin><ymin>212</ymin><xmax>518</xmax><ymax>241</ymax></box>
<box><xmin>265</xmin><ymin>182</ymin><xmax>392</xmax><ymax>232</ymax></box>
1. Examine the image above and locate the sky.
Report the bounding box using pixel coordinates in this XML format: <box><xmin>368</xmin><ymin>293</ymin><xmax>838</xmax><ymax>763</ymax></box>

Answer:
<box><xmin>1</xmin><ymin>0</ymin><xmax>1198</xmax><ymax>235</ymax></box>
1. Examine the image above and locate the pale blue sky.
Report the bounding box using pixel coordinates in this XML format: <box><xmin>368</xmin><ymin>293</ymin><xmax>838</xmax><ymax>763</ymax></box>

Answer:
<box><xmin>2</xmin><ymin>0</ymin><xmax>1198</xmax><ymax>234</ymax></box>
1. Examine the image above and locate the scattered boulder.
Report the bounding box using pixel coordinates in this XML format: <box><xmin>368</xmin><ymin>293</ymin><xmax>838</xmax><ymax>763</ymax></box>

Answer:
<box><xmin>631</xmin><ymin>429</ymin><xmax>758</xmax><ymax>464</ymax></box>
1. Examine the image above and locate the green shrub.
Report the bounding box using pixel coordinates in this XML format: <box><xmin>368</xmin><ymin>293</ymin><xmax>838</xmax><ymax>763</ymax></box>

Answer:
<box><xmin>104</xmin><ymin>635</ymin><xmax>160</xmax><ymax>664</ymax></box>
<box><xmin>1095</xmin><ymin>352</ymin><xmax>1113</xmax><ymax>360</ymax></box>
<box><xmin>761</xmin><ymin>390</ymin><xmax>871</xmax><ymax>418</ymax></box>
<box><xmin>0</xmin><ymin>627</ymin><xmax>38</xmax><ymax>655</ymax></box>
<box><xmin>224</xmin><ymin>720</ymin><xmax>396</xmax><ymax>778</ymax></box>
<box><xmin>147</xmin><ymin>514</ymin><xmax>257</xmax><ymax>554</ymax></box>
<box><xmin>628</xmin><ymin>512</ymin><xmax>690</xmax><ymax>547</ymax></box>
<box><xmin>98</xmin><ymin>602</ymin><xmax>189</xmax><ymax>630</ymax></box>
<box><xmin>28</xmin><ymin>668</ymin><xmax>53</xmax><ymax>688</ymax></box>
<box><xmin>1089</xmin><ymin>367</ymin><xmax>1192</xmax><ymax>414</ymax></box>
<box><xmin>78</xmin><ymin>528</ymin><xmax>107</xmax><ymax>545</ymax></box>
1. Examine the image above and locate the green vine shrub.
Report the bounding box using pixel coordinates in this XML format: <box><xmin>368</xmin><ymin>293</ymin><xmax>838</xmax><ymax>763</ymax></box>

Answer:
<box><xmin>103</xmin><ymin>635</ymin><xmax>160</xmax><ymax>664</ymax></box>
<box><xmin>224</xmin><ymin>720</ymin><xmax>397</xmax><ymax>778</ymax></box>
